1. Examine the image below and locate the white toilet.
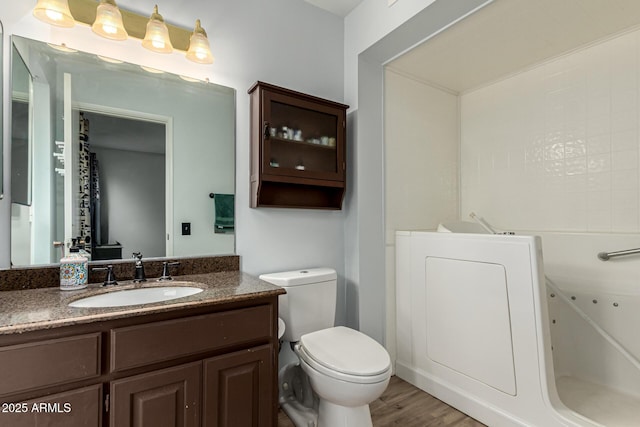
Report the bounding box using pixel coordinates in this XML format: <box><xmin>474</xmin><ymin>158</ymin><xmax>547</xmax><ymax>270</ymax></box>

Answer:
<box><xmin>260</xmin><ymin>268</ymin><xmax>391</xmax><ymax>427</ymax></box>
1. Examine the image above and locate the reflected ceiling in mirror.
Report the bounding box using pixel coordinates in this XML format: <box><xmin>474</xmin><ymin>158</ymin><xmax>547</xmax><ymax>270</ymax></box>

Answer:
<box><xmin>10</xmin><ymin>36</ymin><xmax>236</xmax><ymax>267</ymax></box>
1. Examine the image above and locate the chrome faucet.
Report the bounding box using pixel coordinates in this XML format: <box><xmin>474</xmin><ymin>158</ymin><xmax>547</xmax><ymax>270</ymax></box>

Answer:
<box><xmin>159</xmin><ymin>261</ymin><xmax>181</xmax><ymax>281</ymax></box>
<box><xmin>133</xmin><ymin>252</ymin><xmax>147</xmax><ymax>283</ymax></box>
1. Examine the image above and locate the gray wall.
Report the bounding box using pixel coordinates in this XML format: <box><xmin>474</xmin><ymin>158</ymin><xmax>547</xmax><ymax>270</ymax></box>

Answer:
<box><xmin>92</xmin><ymin>146</ymin><xmax>165</xmax><ymax>259</ymax></box>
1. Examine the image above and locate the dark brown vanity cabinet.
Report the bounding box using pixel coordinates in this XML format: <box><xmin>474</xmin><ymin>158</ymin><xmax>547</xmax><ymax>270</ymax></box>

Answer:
<box><xmin>110</xmin><ymin>362</ymin><xmax>202</xmax><ymax>427</ymax></box>
<box><xmin>249</xmin><ymin>81</ymin><xmax>349</xmax><ymax>209</ymax></box>
<box><xmin>0</xmin><ymin>297</ymin><xmax>278</xmax><ymax>427</ymax></box>
<box><xmin>203</xmin><ymin>345</ymin><xmax>272</xmax><ymax>426</ymax></box>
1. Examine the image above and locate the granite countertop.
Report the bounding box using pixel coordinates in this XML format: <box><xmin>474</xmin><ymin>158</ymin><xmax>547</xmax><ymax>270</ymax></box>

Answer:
<box><xmin>0</xmin><ymin>271</ymin><xmax>285</xmax><ymax>335</ymax></box>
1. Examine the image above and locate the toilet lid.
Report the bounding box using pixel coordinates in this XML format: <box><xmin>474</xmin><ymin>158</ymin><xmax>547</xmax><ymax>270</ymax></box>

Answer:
<box><xmin>300</xmin><ymin>326</ymin><xmax>390</xmax><ymax>376</ymax></box>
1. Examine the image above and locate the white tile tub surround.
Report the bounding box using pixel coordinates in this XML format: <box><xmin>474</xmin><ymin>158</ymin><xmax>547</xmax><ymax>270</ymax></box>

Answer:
<box><xmin>384</xmin><ymin>70</ymin><xmax>459</xmax><ymax>246</ymax></box>
<box><xmin>539</xmin><ymin>231</ymin><xmax>640</xmax><ymax>296</ymax></box>
<box><xmin>461</xmin><ymin>28</ymin><xmax>640</xmax><ymax>233</ymax></box>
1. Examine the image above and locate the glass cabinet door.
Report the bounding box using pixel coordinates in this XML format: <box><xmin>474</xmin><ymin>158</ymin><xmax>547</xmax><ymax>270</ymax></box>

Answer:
<box><xmin>262</xmin><ymin>91</ymin><xmax>344</xmax><ymax>181</ymax></box>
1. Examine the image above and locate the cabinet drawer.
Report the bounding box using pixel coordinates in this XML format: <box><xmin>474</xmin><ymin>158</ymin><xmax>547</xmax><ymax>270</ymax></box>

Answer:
<box><xmin>111</xmin><ymin>305</ymin><xmax>272</xmax><ymax>372</ymax></box>
<box><xmin>0</xmin><ymin>384</ymin><xmax>102</xmax><ymax>427</ymax></box>
<box><xmin>0</xmin><ymin>333</ymin><xmax>101</xmax><ymax>396</ymax></box>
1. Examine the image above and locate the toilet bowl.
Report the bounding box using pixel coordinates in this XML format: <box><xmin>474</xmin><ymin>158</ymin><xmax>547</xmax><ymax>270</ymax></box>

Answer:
<box><xmin>295</xmin><ymin>326</ymin><xmax>391</xmax><ymax>426</ymax></box>
<box><xmin>259</xmin><ymin>268</ymin><xmax>392</xmax><ymax>427</ymax></box>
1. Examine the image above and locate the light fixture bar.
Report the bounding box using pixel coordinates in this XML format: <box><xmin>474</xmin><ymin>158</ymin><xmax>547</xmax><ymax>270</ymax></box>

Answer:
<box><xmin>68</xmin><ymin>0</ymin><xmax>191</xmax><ymax>51</ymax></box>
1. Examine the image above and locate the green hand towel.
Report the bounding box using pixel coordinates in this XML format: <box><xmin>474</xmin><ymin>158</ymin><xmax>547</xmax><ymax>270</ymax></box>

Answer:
<box><xmin>214</xmin><ymin>194</ymin><xmax>234</xmax><ymax>233</ymax></box>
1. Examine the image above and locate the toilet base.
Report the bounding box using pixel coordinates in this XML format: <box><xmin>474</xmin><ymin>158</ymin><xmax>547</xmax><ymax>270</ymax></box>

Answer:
<box><xmin>281</xmin><ymin>399</ymin><xmax>318</xmax><ymax>427</ymax></box>
<box><xmin>279</xmin><ymin>361</ymin><xmax>319</xmax><ymax>427</ymax></box>
<box><xmin>318</xmin><ymin>400</ymin><xmax>372</xmax><ymax>427</ymax></box>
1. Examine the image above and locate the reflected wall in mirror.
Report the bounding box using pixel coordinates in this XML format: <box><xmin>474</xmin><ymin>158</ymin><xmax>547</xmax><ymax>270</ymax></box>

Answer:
<box><xmin>11</xmin><ymin>43</ymin><xmax>31</xmax><ymax>207</ymax></box>
<box><xmin>10</xmin><ymin>36</ymin><xmax>236</xmax><ymax>267</ymax></box>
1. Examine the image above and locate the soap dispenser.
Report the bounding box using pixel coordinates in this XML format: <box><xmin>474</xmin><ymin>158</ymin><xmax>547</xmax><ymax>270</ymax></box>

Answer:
<box><xmin>60</xmin><ymin>241</ymin><xmax>89</xmax><ymax>291</ymax></box>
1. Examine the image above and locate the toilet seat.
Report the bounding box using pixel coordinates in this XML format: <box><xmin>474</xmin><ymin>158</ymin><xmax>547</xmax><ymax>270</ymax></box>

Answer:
<box><xmin>297</xmin><ymin>326</ymin><xmax>391</xmax><ymax>384</ymax></box>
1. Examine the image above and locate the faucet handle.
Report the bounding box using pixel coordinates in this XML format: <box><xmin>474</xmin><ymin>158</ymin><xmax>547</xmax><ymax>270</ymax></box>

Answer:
<box><xmin>159</xmin><ymin>261</ymin><xmax>181</xmax><ymax>281</ymax></box>
<box><xmin>132</xmin><ymin>252</ymin><xmax>143</xmax><ymax>263</ymax></box>
<box><xmin>92</xmin><ymin>265</ymin><xmax>118</xmax><ymax>286</ymax></box>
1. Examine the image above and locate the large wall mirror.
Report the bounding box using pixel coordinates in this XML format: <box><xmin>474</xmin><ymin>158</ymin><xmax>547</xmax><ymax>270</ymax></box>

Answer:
<box><xmin>10</xmin><ymin>36</ymin><xmax>235</xmax><ymax>267</ymax></box>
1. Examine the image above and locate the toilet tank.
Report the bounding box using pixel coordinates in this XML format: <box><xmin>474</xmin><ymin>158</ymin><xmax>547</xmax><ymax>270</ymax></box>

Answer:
<box><xmin>259</xmin><ymin>268</ymin><xmax>337</xmax><ymax>342</ymax></box>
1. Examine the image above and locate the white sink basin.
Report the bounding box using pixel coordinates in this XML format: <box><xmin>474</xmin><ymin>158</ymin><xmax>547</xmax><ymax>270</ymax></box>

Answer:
<box><xmin>68</xmin><ymin>285</ymin><xmax>203</xmax><ymax>308</ymax></box>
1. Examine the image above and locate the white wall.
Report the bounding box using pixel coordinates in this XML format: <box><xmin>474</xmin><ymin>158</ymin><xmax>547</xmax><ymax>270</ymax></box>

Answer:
<box><xmin>461</xmin><ymin>28</ymin><xmax>640</xmax><ymax>234</ymax></box>
<box><xmin>344</xmin><ymin>0</ymin><xmax>438</xmax><ymax>109</ymax></box>
<box><xmin>383</xmin><ymin>69</ymin><xmax>459</xmax><ymax>364</ymax></box>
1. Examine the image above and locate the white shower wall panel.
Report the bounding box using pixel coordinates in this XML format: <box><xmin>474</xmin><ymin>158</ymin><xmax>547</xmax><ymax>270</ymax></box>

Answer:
<box><xmin>460</xmin><ymin>28</ymin><xmax>640</xmax><ymax>233</ymax></box>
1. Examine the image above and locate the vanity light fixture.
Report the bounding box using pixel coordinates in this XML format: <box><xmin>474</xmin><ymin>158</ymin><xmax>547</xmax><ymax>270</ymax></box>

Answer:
<box><xmin>142</xmin><ymin>5</ymin><xmax>173</xmax><ymax>53</ymax></box>
<box><xmin>33</xmin><ymin>0</ymin><xmax>75</xmax><ymax>27</ymax></box>
<box><xmin>186</xmin><ymin>19</ymin><xmax>214</xmax><ymax>64</ymax></box>
<box><xmin>92</xmin><ymin>0</ymin><xmax>128</xmax><ymax>41</ymax></box>
<box><xmin>33</xmin><ymin>0</ymin><xmax>215</xmax><ymax>66</ymax></box>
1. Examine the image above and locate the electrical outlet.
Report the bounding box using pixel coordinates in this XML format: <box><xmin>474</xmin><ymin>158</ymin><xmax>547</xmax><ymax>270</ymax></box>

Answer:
<box><xmin>181</xmin><ymin>222</ymin><xmax>191</xmax><ymax>235</ymax></box>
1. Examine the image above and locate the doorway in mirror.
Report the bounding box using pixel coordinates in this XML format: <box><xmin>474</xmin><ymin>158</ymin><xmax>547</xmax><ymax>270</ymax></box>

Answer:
<box><xmin>78</xmin><ymin>111</ymin><xmax>166</xmax><ymax>261</ymax></box>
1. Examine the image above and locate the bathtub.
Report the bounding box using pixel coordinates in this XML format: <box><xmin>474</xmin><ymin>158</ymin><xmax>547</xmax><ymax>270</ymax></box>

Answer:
<box><xmin>394</xmin><ymin>227</ymin><xmax>640</xmax><ymax>426</ymax></box>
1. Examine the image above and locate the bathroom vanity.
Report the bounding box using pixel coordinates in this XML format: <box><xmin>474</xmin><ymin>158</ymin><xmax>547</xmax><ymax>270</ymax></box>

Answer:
<box><xmin>0</xmin><ymin>271</ymin><xmax>284</xmax><ymax>427</ymax></box>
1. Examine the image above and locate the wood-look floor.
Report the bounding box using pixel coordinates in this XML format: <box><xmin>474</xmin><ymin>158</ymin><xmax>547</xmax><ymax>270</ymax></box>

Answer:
<box><xmin>277</xmin><ymin>375</ymin><xmax>486</xmax><ymax>427</ymax></box>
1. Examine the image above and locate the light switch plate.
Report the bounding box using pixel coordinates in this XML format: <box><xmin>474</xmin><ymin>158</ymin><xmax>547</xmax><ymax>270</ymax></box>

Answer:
<box><xmin>181</xmin><ymin>222</ymin><xmax>191</xmax><ymax>235</ymax></box>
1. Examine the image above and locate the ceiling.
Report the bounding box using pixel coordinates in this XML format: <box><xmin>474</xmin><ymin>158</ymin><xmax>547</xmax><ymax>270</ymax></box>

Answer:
<box><xmin>387</xmin><ymin>0</ymin><xmax>640</xmax><ymax>93</ymax></box>
<box><xmin>304</xmin><ymin>0</ymin><xmax>365</xmax><ymax>17</ymax></box>
<box><xmin>83</xmin><ymin>112</ymin><xmax>166</xmax><ymax>154</ymax></box>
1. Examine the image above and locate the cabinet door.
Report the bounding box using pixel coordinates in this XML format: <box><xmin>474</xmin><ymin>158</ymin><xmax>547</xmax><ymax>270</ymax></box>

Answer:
<box><xmin>0</xmin><ymin>384</ymin><xmax>102</xmax><ymax>427</ymax></box>
<box><xmin>110</xmin><ymin>362</ymin><xmax>201</xmax><ymax>427</ymax></box>
<box><xmin>262</xmin><ymin>90</ymin><xmax>345</xmax><ymax>182</ymax></box>
<box><xmin>203</xmin><ymin>345</ymin><xmax>273</xmax><ymax>427</ymax></box>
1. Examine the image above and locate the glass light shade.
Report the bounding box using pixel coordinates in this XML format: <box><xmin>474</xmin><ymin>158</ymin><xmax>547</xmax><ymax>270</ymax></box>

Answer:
<box><xmin>142</xmin><ymin>6</ymin><xmax>173</xmax><ymax>53</ymax></box>
<box><xmin>33</xmin><ymin>0</ymin><xmax>75</xmax><ymax>28</ymax></box>
<box><xmin>186</xmin><ymin>20</ymin><xmax>214</xmax><ymax>64</ymax></box>
<box><xmin>92</xmin><ymin>0</ymin><xmax>128</xmax><ymax>41</ymax></box>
